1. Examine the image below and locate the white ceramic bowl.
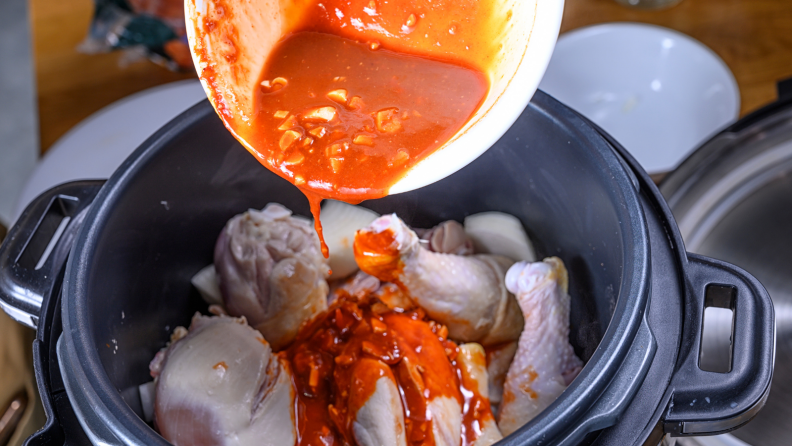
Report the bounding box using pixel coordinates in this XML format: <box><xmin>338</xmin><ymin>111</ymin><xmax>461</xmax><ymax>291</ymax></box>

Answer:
<box><xmin>539</xmin><ymin>23</ymin><xmax>740</xmax><ymax>174</ymax></box>
<box><xmin>185</xmin><ymin>0</ymin><xmax>564</xmax><ymax>194</ymax></box>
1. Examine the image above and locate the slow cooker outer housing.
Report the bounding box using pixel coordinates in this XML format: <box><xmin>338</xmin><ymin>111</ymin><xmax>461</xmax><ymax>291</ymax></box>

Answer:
<box><xmin>0</xmin><ymin>91</ymin><xmax>773</xmax><ymax>445</ymax></box>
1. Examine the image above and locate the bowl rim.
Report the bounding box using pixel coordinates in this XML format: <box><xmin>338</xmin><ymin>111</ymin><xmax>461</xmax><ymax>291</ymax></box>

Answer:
<box><xmin>389</xmin><ymin>0</ymin><xmax>566</xmax><ymax>193</ymax></box>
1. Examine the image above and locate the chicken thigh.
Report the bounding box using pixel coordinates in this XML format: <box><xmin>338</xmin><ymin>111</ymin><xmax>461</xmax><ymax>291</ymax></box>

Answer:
<box><xmin>354</xmin><ymin>214</ymin><xmax>523</xmax><ymax>346</ymax></box>
<box><xmin>214</xmin><ymin>203</ymin><xmax>329</xmax><ymax>350</ymax></box>
<box><xmin>496</xmin><ymin>257</ymin><xmax>583</xmax><ymax>435</ymax></box>
<box><xmin>150</xmin><ymin>314</ymin><xmax>296</xmax><ymax>446</ymax></box>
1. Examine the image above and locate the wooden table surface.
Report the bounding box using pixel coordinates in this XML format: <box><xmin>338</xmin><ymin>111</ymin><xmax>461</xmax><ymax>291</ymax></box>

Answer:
<box><xmin>32</xmin><ymin>0</ymin><xmax>792</xmax><ymax>154</ymax></box>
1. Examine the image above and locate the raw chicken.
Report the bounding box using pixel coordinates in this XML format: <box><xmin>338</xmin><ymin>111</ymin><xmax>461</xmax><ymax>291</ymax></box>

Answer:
<box><xmin>497</xmin><ymin>257</ymin><xmax>583</xmax><ymax>436</ymax></box>
<box><xmin>150</xmin><ymin>314</ymin><xmax>295</xmax><ymax>446</ymax></box>
<box><xmin>347</xmin><ymin>358</ymin><xmax>407</xmax><ymax>446</ymax></box>
<box><xmin>328</xmin><ymin>270</ymin><xmax>382</xmax><ymax>304</ymax></box>
<box><xmin>354</xmin><ymin>214</ymin><xmax>523</xmax><ymax>346</ymax></box>
<box><xmin>420</xmin><ymin>220</ymin><xmax>474</xmax><ymax>255</ymax></box>
<box><xmin>214</xmin><ymin>203</ymin><xmax>329</xmax><ymax>350</ymax></box>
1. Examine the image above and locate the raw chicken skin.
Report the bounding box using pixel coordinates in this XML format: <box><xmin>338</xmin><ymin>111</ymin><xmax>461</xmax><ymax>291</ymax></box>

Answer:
<box><xmin>354</xmin><ymin>214</ymin><xmax>523</xmax><ymax>346</ymax></box>
<box><xmin>420</xmin><ymin>220</ymin><xmax>474</xmax><ymax>255</ymax></box>
<box><xmin>151</xmin><ymin>314</ymin><xmax>296</xmax><ymax>446</ymax></box>
<box><xmin>497</xmin><ymin>257</ymin><xmax>583</xmax><ymax>435</ymax></box>
<box><xmin>214</xmin><ymin>203</ymin><xmax>329</xmax><ymax>350</ymax></box>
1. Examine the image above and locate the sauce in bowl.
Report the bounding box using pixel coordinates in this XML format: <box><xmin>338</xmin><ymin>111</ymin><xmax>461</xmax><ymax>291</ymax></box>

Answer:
<box><xmin>191</xmin><ymin>0</ymin><xmax>502</xmax><ymax>254</ymax></box>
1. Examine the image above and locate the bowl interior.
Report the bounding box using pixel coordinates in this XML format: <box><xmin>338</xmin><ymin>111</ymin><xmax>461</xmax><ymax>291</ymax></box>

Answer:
<box><xmin>71</xmin><ymin>93</ymin><xmax>642</xmax><ymax>443</ymax></box>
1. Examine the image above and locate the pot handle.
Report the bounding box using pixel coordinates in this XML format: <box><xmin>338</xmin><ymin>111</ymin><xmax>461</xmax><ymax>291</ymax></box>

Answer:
<box><xmin>0</xmin><ymin>181</ymin><xmax>104</xmax><ymax>328</ymax></box>
<box><xmin>664</xmin><ymin>253</ymin><xmax>775</xmax><ymax>436</ymax></box>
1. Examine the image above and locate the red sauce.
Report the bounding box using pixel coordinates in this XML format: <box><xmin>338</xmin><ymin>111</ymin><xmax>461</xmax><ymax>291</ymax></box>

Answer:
<box><xmin>283</xmin><ymin>296</ymin><xmax>494</xmax><ymax>446</ymax></box>
<box><xmin>249</xmin><ymin>31</ymin><xmax>487</xmax><ymax>201</ymax></box>
<box><xmin>247</xmin><ymin>32</ymin><xmax>487</xmax><ymax>254</ymax></box>
<box><xmin>352</xmin><ymin>227</ymin><xmax>403</xmax><ymax>284</ymax></box>
<box><xmin>284</xmin><ymin>0</ymin><xmax>502</xmax><ymax>73</ymax></box>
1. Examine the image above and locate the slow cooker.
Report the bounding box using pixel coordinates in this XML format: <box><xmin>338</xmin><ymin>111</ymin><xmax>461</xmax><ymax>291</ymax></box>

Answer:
<box><xmin>0</xmin><ymin>91</ymin><xmax>775</xmax><ymax>446</ymax></box>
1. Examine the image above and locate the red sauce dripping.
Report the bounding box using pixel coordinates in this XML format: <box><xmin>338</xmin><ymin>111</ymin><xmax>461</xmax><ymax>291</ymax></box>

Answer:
<box><xmin>305</xmin><ymin>189</ymin><xmax>331</xmax><ymax>257</ymax></box>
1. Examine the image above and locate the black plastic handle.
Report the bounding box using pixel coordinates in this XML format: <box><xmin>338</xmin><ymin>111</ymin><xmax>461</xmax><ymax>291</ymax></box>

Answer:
<box><xmin>664</xmin><ymin>253</ymin><xmax>775</xmax><ymax>436</ymax></box>
<box><xmin>0</xmin><ymin>180</ymin><xmax>104</xmax><ymax>328</ymax></box>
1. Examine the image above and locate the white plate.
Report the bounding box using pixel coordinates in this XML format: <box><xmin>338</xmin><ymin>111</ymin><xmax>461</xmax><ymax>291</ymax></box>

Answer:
<box><xmin>13</xmin><ymin>80</ymin><xmax>206</xmax><ymax>223</ymax></box>
<box><xmin>539</xmin><ymin>23</ymin><xmax>739</xmax><ymax>174</ymax></box>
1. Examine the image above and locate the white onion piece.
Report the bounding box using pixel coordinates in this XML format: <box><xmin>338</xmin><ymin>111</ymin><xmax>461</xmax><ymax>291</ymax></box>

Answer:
<box><xmin>191</xmin><ymin>264</ymin><xmax>223</xmax><ymax>305</ymax></box>
<box><xmin>319</xmin><ymin>200</ymin><xmax>379</xmax><ymax>279</ymax></box>
<box><xmin>139</xmin><ymin>381</ymin><xmax>156</xmax><ymax>423</ymax></box>
<box><xmin>463</xmin><ymin>212</ymin><xmax>535</xmax><ymax>262</ymax></box>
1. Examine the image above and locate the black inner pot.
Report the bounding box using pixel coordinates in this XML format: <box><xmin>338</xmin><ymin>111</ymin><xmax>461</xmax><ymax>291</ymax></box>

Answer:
<box><xmin>59</xmin><ymin>91</ymin><xmax>650</xmax><ymax>445</ymax></box>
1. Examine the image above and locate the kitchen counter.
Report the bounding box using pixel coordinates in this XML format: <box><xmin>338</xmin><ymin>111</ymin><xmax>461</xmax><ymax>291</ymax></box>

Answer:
<box><xmin>33</xmin><ymin>0</ymin><xmax>792</xmax><ymax>153</ymax></box>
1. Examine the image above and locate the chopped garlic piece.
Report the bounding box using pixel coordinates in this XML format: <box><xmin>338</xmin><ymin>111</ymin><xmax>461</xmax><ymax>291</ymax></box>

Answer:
<box><xmin>303</xmin><ymin>106</ymin><xmax>338</xmax><ymax>123</ymax></box>
<box><xmin>308</xmin><ymin>126</ymin><xmax>327</xmax><ymax>139</ymax></box>
<box><xmin>348</xmin><ymin>96</ymin><xmax>364</xmax><ymax>110</ymax></box>
<box><xmin>326</xmin><ymin>89</ymin><xmax>349</xmax><ymax>104</ymax></box>
<box><xmin>326</xmin><ymin>142</ymin><xmax>349</xmax><ymax>157</ymax></box>
<box><xmin>277</xmin><ymin>115</ymin><xmax>299</xmax><ymax>131</ymax></box>
<box><xmin>284</xmin><ymin>151</ymin><xmax>305</xmax><ymax>165</ymax></box>
<box><xmin>329</xmin><ymin>157</ymin><xmax>344</xmax><ymax>173</ymax></box>
<box><xmin>392</xmin><ymin>150</ymin><xmax>409</xmax><ymax>166</ymax></box>
<box><xmin>279</xmin><ymin>130</ymin><xmax>301</xmax><ymax>151</ymax></box>
<box><xmin>353</xmin><ymin>134</ymin><xmax>375</xmax><ymax>146</ymax></box>
<box><xmin>375</xmin><ymin>108</ymin><xmax>402</xmax><ymax>133</ymax></box>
